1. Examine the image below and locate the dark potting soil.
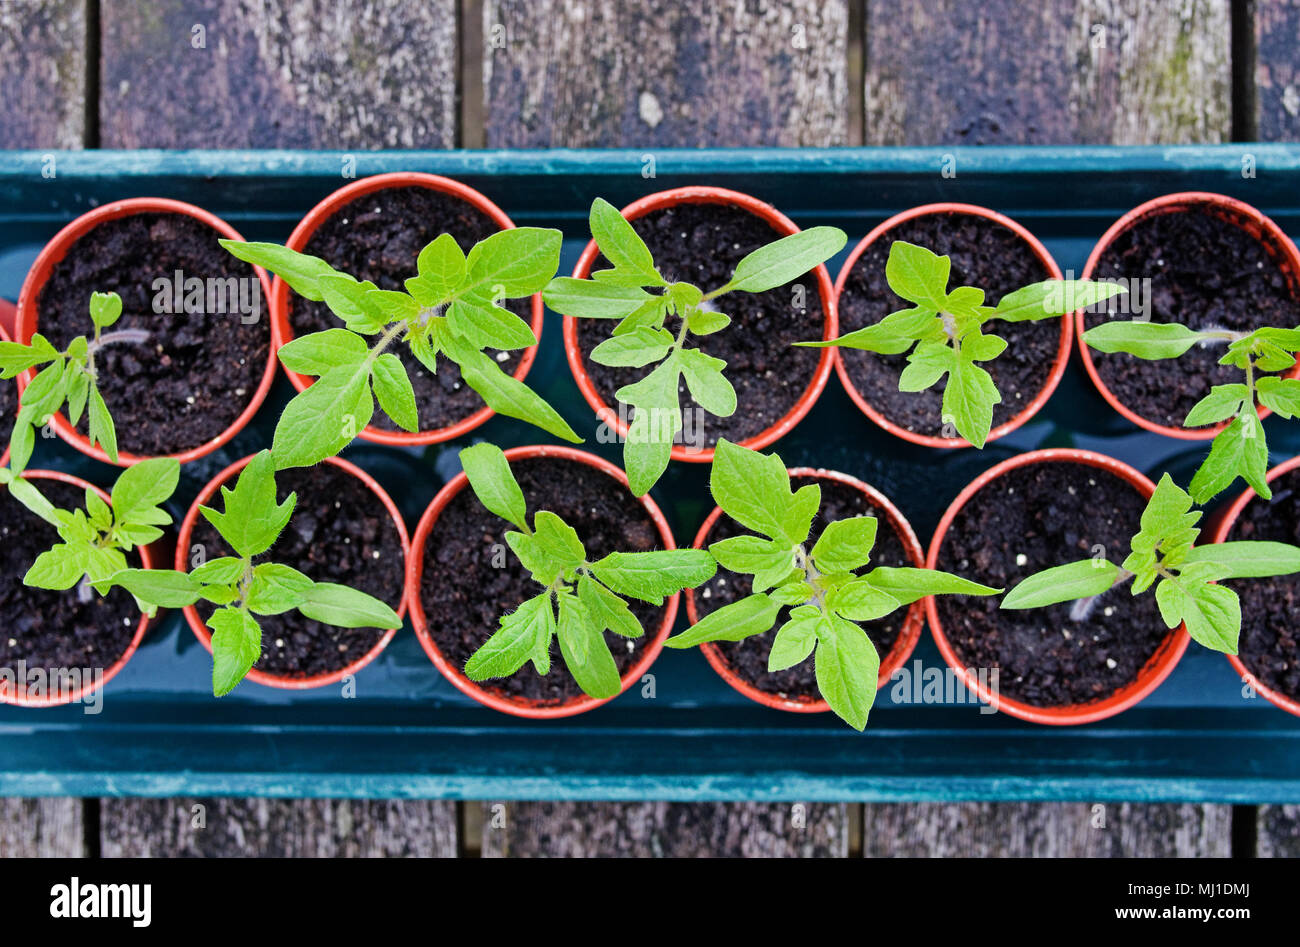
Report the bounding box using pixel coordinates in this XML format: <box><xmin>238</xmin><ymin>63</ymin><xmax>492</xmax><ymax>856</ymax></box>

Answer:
<box><xmin>1084</xmin><ymin>206</ymin><xmax>1300</xmax><ymax>429</ymax></box>
<box><xmin>192</xmin><ymin>463</ymin><xmax>405</xmax><ymax>679</ymax></box>
<box><xmin>293</xmin><ymin>186</ymin><xmax>528</xmax><ymax>433</ymax></box>
<box><xmin>0</xmin><ymin>479</ymin><xmax>139</xmax><ymax>673</ymax></box>
<box><xmin>575</xmin><ymin>202</ymin><xmax>825</xmax><ymax>448</ymax></box>
<box><xmin>1223</xmin><ymin>467</ymin><xmax>1300</xmax><ymax>702</ymax></box>
<box><xmin>693</xmin><ymin>477</ymin><xmax>914</xmax><ymax>702</ymax></box>
<box><xmin>838</xmin><ymin>212</ymin><xmax>1055</xmax><ymax>440</ymax></box>
<box><xmin>36</xmin><ymin>213</ymin><xmax>269</xmax><ymax>456</ymax></box>
<box><xmin>0</xmin><ymin>373</ymin><xmax>14</xmax><ymax>450</ymax></box>
<box><xmin>932</xmin><ymin>461</ymin><xmax>1169</xmax><ymax>708</ymax></box>
<box><xmin>420</xmin><ymin>456</ymin><xmax>666</xmax><ymax>706</ymax></box>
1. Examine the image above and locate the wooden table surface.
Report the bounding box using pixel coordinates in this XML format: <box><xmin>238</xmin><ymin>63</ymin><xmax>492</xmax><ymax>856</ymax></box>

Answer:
<box><xmin>1</xmin><ymin>0</ymin><xmax>1298</xmax><ymax>858</ymax></box>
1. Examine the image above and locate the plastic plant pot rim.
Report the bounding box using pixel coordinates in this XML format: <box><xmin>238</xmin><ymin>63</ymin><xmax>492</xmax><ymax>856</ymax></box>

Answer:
<box><xmin>14</xmin><ymin>197</ymin><xmax>277</xmax><ymax>466</ymax></box>
<box><xmin>0</xmin><ymin>318</ymin><xmax>11</xmax><ymax>469</ymax></box>
<box><xmin>1076</xmin><ymin>191</ymin><xmax>1300</xmax><ymax>440</ymax></box>
<box><xmin>0</xmin><ymin>469</ymin><xmax>154</xmax><ymax>707</ymax></box>
<box><xmin>683</xmin><ymin>466</ymin><xmax>926</xmax><ymax>715</ymax></box>
<box><xmin>561</xmin><ymin>185</ymin><xmax>838</xmax><ymax>464</ymax></box>
<box><xmin>924</xmin><ymin>447</ymin><xmax>1192</xmax><ymax>726</ymax></box>
<box><xmin>406</xmin><ymin>444</ymin><xmax>680</xmax><ymax>719</ymax></box>
<box><xmin>274</xmin><ymin>171</ymin><xmax>545</xmax><ymax>446</ymax></box>
<box><xmin>176</xmin><ymin>453</ymin><xmax>410</xmax><ymax>691</ymax></box>
<box><xmin>1211</xmin><ymin>452</ymin><xmax>1300</xmax><ymax>718</ymax></box>
<box><xmin>831</xmin><ymin>201</ymin><xmax>1068</xmax><ymax>449</ymax></box>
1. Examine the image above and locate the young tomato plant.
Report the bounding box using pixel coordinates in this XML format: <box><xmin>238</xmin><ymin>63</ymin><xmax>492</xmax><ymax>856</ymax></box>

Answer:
<box><xmin>1084</xmin><ymin>321</ymin><xmax>1300</xmax><ymax>502</ymax></box>
<box><xmin>223</xmin><ymin>229</ymin><xmax>580</xmax><ymax>469</ymax></box>
<box><xmin>457</xmin><ymin>443</ymin><xmax>716</xmax><ymax>699</ymax></box>
<box><xmin>544</xmin><ymin>199</ymin><xmax>846</xmax><ymax>495</ymax></box>
<box><xmin>104</xmin><ymin>451</ymin><xmax>402</xmax><ymax>696</ymax></box>
<box><xmin>1002</xmin><ymin>473</ymin><xmax>1300</xmax><ymax>654</ymax></box>
<box><xmin>663</xmin><ymin>439</ymin><xmax>999</xmax><ymax>730</ymax></box>
<box><xmin>0</xmin><ymin>290</ymin><xmax>144</xmax><ymax>467</ymax></box>
<box><xmin>800</xmin><ymin>241</ymin><xmax>1125</xmax><ymax>447</ymax></box>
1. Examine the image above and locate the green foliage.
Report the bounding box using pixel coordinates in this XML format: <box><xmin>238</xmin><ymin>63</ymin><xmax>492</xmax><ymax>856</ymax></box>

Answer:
<box><xmin>801</xmin><ymin>241</ymin><xmax>1125</xmax><ymax>448</ymax></box>
<box><xmin>458</xmin><ymin>443</ymin><xmax>716</xmax><ymax>699</ymax></box>
<box><xmin>1084</xmin><ymin>322</ymin><xmax>1300</xmax><ymax>503</ymax></box>
<box><xmin>222</xmin><ymin>230</ymin><xmax>580</xmax><ymax>469</ymax></box>
<box><xmin>664</xmin><ymin>439</ymin><xmax>999</xmax><ymax>730</ymax></box>
<box><xmin>545</xmin><ymin>199</ymin><xmax>846</xmax><ymax>495</ymax></box>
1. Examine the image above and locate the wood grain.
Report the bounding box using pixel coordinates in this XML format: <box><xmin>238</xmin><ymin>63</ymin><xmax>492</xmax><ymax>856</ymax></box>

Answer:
<box><xmin>480</xmin><ymin>801</ymin><xmax>848</xmax><ymax>857</ymax></box>
<box><xmin>861</xmin><ymin>802</ymin><xmax>1233</xmax><ymax>857</ymax></box>
<box><xmin>864</xmin><ymin>0</ymin><xmax>1231</xmax><ymax>145</ymax></box>
<box><xmin>100</xmin><ymin>0</ymin><xmax>458</xmax><ymax>148</ymax></box>
<box><xmin>0</xmin><ymin>0</ymin><xmax>87</xmax><ymax>148</ymax></box>
<box><xmin>99</xmin><ymin>798</ymin><xmax>458</xmax><ymax>857</ymax></box>
<box><xmin>1257</xmin><ymin>804</ymin><xmax>1300</xmax><ymax>857</ymax></box>
<box><xmin>1256</xmin><ymin>0</ymin><xmax>1300</xmax><ymax>141</ymax></box>
<box><xmin>481</xmin><ymin>0</ymin><xmax>849</xmax><ymax>147</ymax></box>
<box><xmin>0</xmin><ymin>798</ymin><xmax>86</xmax><ymax>857</ymax></box>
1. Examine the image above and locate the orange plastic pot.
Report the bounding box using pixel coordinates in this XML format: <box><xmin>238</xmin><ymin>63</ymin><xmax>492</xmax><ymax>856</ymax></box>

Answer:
<box><xmin>0</xmin><ymin>470</ymin><xmax>153</xmax><ymax>707</ymax></box>
<box><xmin>684</xmin><ymin>467</ymin><xmax>925</xmax><ymax>714</ymax></box>
<box><xmin>176</xmin><ymin>454</ymin><xmax>409</xmax><ymax>691</ymax></box>
<box><xmin>1078</xmin><ymin>192</ymin><xmax>1300</xmax><ymax>439</ymax></box>
<box><xmin>562</xmin><ymin>186</ymin><xmax>838</xmax><ymax>463</ymax></box>
<box><xmin>15</xmin><ymin>198</ymin><xmax>277</xmax><ymax>466</ymax></box>
<box><xmin>1211</xmin><ymin>452</ymin><xmax>1300</xmax><ymax>718</ymax></box>
<box><xmin>408</xmin><ymin>445</ymin><xmax>680</xmax><ymax>719</ymax></box>
<box><xmin>0</xmin><ymin>316</ymin><xmax>13</xmax><ymax>468</ymax></box>
<box><xmin>833</xmin><ymin>203</ymin><xmax>1066</xmax><ymax>449</ymax></box>
<box><xmin>275</xmin><ymin>172</ymin><xmax>544</xmax><ymax>445</ymax></box>
<box><xmin>926</xmin><ymin>448</ymin><xmax>1190</xmax><ymax>725</ymax></box>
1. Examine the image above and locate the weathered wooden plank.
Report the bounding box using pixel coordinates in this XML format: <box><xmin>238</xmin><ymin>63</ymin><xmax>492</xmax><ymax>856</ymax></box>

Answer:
<box><xmin>0</xmin><ymin>0</ymin><xmax>87</xmax><ymax>149</ymax></box>
<box><xmin>0</xmin><ymin>798</ymin><xmax>85</xmax><ymax>857</ymax></box>
<box><xmin>100</xmin><ymin>798</ymin><xmax>458</xmax><ymax>857</ymax></box>
<box><xmin>482</xmin><ymin>0</ymin><xmax>849</xmax><ymax>147</ymax></box>
<box><xmin>1257</xmin><ymin>804</ymin><xmax>1300</xmax><ymax>857</ymax></box>
<box><xmin>861</xmin><ymin>802</ymin><xmax>1232</xmax><ymax>857</ymax></box>
<box><xmin>864</xmin><ymin>0</ymin><xmax>1231</xmax><ymax>145</ymax></box>
<box><xmin>100</xmin><ymin>0</ymin><xmax>458</xmax><ymax>148</ymax></box>
<box><xmin>480</xmin><ymin>801</ymin><xmax>848</xmax><ymax>857</ymax></box>
<box><xmin>1257</xmin><ymin>0</ymin><xmax>1300</xmax><ymax>141</ymax></box>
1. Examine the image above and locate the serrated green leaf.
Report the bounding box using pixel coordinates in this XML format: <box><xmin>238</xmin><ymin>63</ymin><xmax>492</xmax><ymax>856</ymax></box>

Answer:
<box><xmin>556</xmin><ymin>591</ymin><xmax>621</xmax><ymax>699</ymax></box>
<box><xmin>532</xmin><ymin>510</ymin><xmax>586</xmax><ymax>573</ymax></box>
<box><xmin>679</xmin><ymin>348</ymin><xmax>736</xmax><ymax>417</ymax></box>
<box><xmin>782</xmin><ymin>483</ymin><xmax>821</xmax><ymax>547</ymax></box>
<box><xmin>446</xmin><ymin>297</ymin><xmax>537</xmax><ymax>351</ymax></box>
<box><xmin>272</xmin><ymin>361</ymin><xmax>375</xmax><ymax>469</ymax></box>
<box><xmin>800</xmin><ymin>306</ymin><xmax>937</xmax><ymax>354</ymax></box>
<box><xmin>943</xmin><ymin>354</ymin><xmax>999</xmax><ymax>447</ymax></box>
<box><xmin>200</xmin><ymin>450</ymin><xmax>295</xmax><ymax>558</ymax></box>
<box><xmin>465</xmin><ymin>592</ymin><xmax>555</xmax><ymax>680</ymax></box>
<box><xmin>219</xmin><ymin>240</ymin><xmax>334</xmax><ymax>301</ymax></box>
<box><xmin>190</xmin><ymin>556</ymin><xmax>247</xmax><ymax>586</ymax></box>
<box><xmin>709</xmin><ymin>439</ymin><xmax>792</xmax><ymax>540</ymax></box>
<box><xmin>87</xmin><ymin>385</ymin><xmax>118</xmax><ymax>463</ymax></box>
<box><xmin>1257</xmin><ymin>376</ymin><xmax>1300</xmax><ymax>419</ymax></box>
<box><xmin>577</xmin><ymin>574</ymin><xmax>644</xmax><ymax>639</ymax></box>
<box><xmin>811</xmin><ymin>516</ymin><xmax>878</xmax><ymax>574</ymax></box>
<box><xmin>590</xmin><ymin>326</ymin><xmax>674</xmax><ymax>367</ymax></box>
<box><xmin>317</xmin><ymin>274</ymin><xmax>386</xmax><ymax>334</ymax></box>
<box><xmin>460</xmin><ymin>227</ymin><xmax>562</xmax><ymax>301</ymax></box>
<box><xmin>371</xmin><ymin>352</ymin><xmax>419</xmax><ymax>432</ymax></box>
<box><xmin>814</xmin><ymin>613</ymin><xmax>880</xmax><ymax>731</ymax></box>
<box><xmin>208</xmin><ymin>606</ymin><xmax>262</xmax><ymax>697</ymax></box>
<box><xmin>826</xmin><ymin>579</ymin><xmax>900</xmax><ymax>622</ymax></box>
<box><xmin>23</xmin><ymin>543</ymin><xmax>86</xmax><ymax>590</ymax></box>
<box><xmin>1184</xmin><ymin>384</ymin><xmax>1250</xmax><ymax>427</ymax></box>
<box><xmin>768</xmin><ymin>616</ymin><xmax>818</xmax><ymax>672</ymax></box>
<box><xmin>245</xmin><ymin>562</ymin><xmax>315</xmax><ymax>615</ymax></box>
<box><xmin>686</xmin><ymin>307</ymin><xmax>730</xmax><ymax>335</ymax></box>
<box><xmin>885</xmin><ymin>241</ymin><xmax>950</xmax><ymax>310</ymax></box>
<box><xmin>449</xmin><ymin>342</ymin><xmax>582</xmax><ymax>444</ymax></box>
<box><xmin>1157</xmin><ymin>575</ymin><xmax>1241</xmax><ymax>653</ymax></box>
<box><xmin>618</xmin><ymin>355</ymin><xmax>682</xmax><ymax>496</ymax></box>
<box><xmin>590</xmin><ymin>549</ymin><xmax>717</xmax><ymax>605</ymax></box>
<box><xmin>708</xmin><ymin>534</ymin><xmax>796</xmax><ymax>593</ymax></box>
<box><xmin>588</xmin><ymin>198</ymin><xmax>665</xmax><ymax>287</ymax></box>
<box><xmin>277</xmin><ymin>328</ymin><xmax>369</xmax><ymax>377</ymax></box>
<box><xmin>1189</xmin><ymin>412</ymin><xmax>1270</xmax><ymax>504</ymax></box>
<box><xmin>459</xmin><ymin>442</ymin><xmax>529</xmax><ymax>531</ymax></box>
<box><xmin>406</xmin><ymin>233</ymin><xmax>466</xmax><ymax>305</ymax></box>
<box><xmin>111</xmin><ymin>457</ymin><xmax>179</xmax><ymax>524</ymax></box>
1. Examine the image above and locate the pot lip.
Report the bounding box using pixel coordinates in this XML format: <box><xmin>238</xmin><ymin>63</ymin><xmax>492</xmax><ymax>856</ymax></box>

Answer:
<box><xmin>1211</xmin><ymin>452</ymin><xmax>1300</xmax><ymax>718</ymax></box>
<box><xmin>275</xmin><ymin>172</ymin><xmax>545</xmax><ymax>446</ymax></box>
<box><xmin>176</xmin><ymin>453</ymin><xmax>411</xmax><ymax>691</ymax></box>
<box><xmin>925</xmin><ymin>447</ymin><xmax>1191</xmax><ymax>725</ymax></box>
<box><xmin>831</xmin><ymin>202</ymin><xmax>1067</xmax><ymax>449</ymax></box>
<box><xmin>14</xmin><ymin>197</ymin><xmax>278</xmax><ymax>466</ymax></box>
<box><xmin>0</xmin><ymin>318</ymin><xmax>11</xmax><ymax>469</ymax></box>
<box><xmin>0</xmin><ymin>469</ymin><xmax>154</xmax><ymax>707</ymax></box>
<box><xmin>407</xmin><ymin>443</ymin><xmax>680</xmax><ymax>719</ymax></box>
<box><xmin>561</xmin><ymin>185</ymin><xmax>838</xmax><ymax>464</ymax></box>
<box><xmin>1077</xmin><ymin>191</ymin><xmax>1300</xmax><ymax>440</ymax></box>
<box><xmin>684</xmin><ymin>466</ymin><xmax>926</xmax><ymax>715</ymax></box>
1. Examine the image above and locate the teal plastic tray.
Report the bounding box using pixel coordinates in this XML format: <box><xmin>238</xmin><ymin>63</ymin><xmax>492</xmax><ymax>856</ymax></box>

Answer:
<box><xmin>1</xmin><ymin>146</ymin><xmax>1299</xmax><ymax>801</ymax></box>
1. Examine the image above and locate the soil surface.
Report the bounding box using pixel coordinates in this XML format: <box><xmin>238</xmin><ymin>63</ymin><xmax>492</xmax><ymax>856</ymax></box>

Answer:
<box><xmin>693</xmin><ymin>476</ymin><xmax>915</xmax><ymax>702</ymax></box>
<box><xmin>293</xmin><ymin>186</ymin><xmax>528</xmax><ymax>433</ymax></box>
<box><xmin>575</xmin><ymin>202</ymin><xmax>825</xmax><ymax>448</ymax></box>
<box><xmin>1223</xmin><ymin>467</ymin><xmax>1300</xmax><ymax>702</ymax></box>
<box><xmin>932</xmin><ymin>461</ymin><xmax>1169</xmax><ymax>708</ymax></box>
<box><xmin>192</xmin><ymin>463</ymin><xmax>405</xmax><ymax>679</ymax></box>
<box><xmin>420</xmin><ymin>456</ymin><xmax>666</xmax><ymax>706</ymax></box>
<box><xmin>37</xmin><ymin>212</ymin><xmax>269</xmax><ymax>456</ymax></box>
<box><xmin>837</xmin><ymin>212</ymin><xmax>1055</xmax><ymax>440</ymax></box>
<box><xmin>0</xmin><ymin>374</ymin><xmax>14</xmax><ymax>450</ymax></box>
<box><xmin>1084</xmin><ymin>206</ymin><xmax>1300</xmax><ymax>429</ymax></box>
<box><xmin>0</xmin><ymin>479</ymin><xmax>139</xmax><ymax>674</ymax></box>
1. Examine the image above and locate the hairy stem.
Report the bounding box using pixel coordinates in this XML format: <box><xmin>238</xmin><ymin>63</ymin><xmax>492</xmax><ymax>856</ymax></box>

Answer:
<box><xmin>1067</xmin><ymin>567</ymin><xmax>1134</xmax><ymax>622</ymax></box>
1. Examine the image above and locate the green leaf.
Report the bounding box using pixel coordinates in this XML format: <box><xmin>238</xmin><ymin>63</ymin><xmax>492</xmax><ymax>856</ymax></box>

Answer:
<box><xmin>814</xmin><ymin>613</ymin><xmax>880</xmax><ymax>731</ymax></box>
<box><xmin>720</xmin><ymin>227</ymin><xmax>846</xmax><ymax>294</ymax></box>
<box><xmin>617</xmin><ymin>355</ymin><xmax>682</xmax><ymax>496</ymax></box>
<box><xmin>1189</xmin><ymin>412</ymin><xmax>1270</xmax><ymax>505</ymax></box>
<box><xmin>465</xmin><ymin>592</ymin><xmax>554</xmax><ymax>680</ymax></box>
<box><xmin>0</xmin><ymin>336</ymin><xmax>58</xmax><ymax>378</ymax></box>
<box><xmin>664</xmin><ymin>593</ymin><xmax>781</xmax><ymax>649</ymax></box>
<box><xmin>577</xmin><ymin>574</ymin><xmax>644</xmax><ymax>639</ymax></box>
<box><xmin>111</xmin><ymin>457</ymin><xmax>179</xmax><ymax>523</ymax></box>
<box><xmin>459</xmin><ymin>442</ymin><xmax>529</xmax><ymax>531</ymax></box>
<box><xmin>679</xmin><ymin>348</ymin><xmax>736</xmax><ymax>417</ymax></box>
<box><xmin>190</xmin><ymin>556</ymin><xmax>246</xmax><ymax>586</ymax></box>
<box><xmin>1184</xmin><ymin>384</ymin><xmax>1249</xmax><ymax>427</ymax></box>
<box><xmin>897</xmin><ymin>340</ymin><xmax>957</xmax><ymax>392</ymax></box>
<box><xmin>297</xmin><ymin>582</ymin><xmax>401</xmax><ymax>629</ymax></box>
<box><xmin>1156</xmin><ymin>575</ymin><xmax>1241</xmax><ymax>653</ymax></box>
<box><xmin>23</xmin><ymin>544</ymin><xmax>86</xmax><ymax>590</ymax></box>
<box><xmin>993</xmin><ymin>280</ymin><xmax>1126</xmax><ymax>322</ymax></box>
<box><xmin>768</xmin><ymin>616</ymin><xmax>818</xmax><ymax>672</ymax></box>
<box><xmin>1184</xmin><ymin>541</ymin><xmax>1300</xmax><ymax>579</ymax></box>
<box><xmin>708</xmin><ymin>534</ymin><xmax>796</xmax><ymax>593</ymax></box>
<box><xmin>89</xmin><ymin>291</ymin><xmax>123</xmax><ymax>329</ymax></box>
<box><xmin>199</xmin><ymin>450</ymin><xmax>296</xmax><ymax>558</ymax></box>
<box><xmin>277</xmin><ymin>328</ymin><xmax>369</xmax><ymax>377</ymax></box>
<box><xmin>87</xmin><ymin>385</ymin><xmax>118</xmax><ymax>463</ymax></box>
<box><xmin>271</xmin><ymin>362</ymin><xmax>375</xmax><ymax>469</ymax></box>
<box><xmin>460</xmin><ymin>227</ymin><xmax>562</xmax><ymax>301</ymax></box>
<box><xmin>316</xmin><ymin>274</ymin><xmax>386</xmax><ymax>334</ymax></box>
<box><xmin>208</xmin><ymin>606</ymin><xmax>262</xmax><ymax>697</ymax></box>
<box><xmin>5</xmin><ymin>474</ymin><xmax>60</xmax><ymax>526</ymax></box>
<box><xmin>1001</xmin><ymin>559</ymin><xmax>1120</xmax><ymax>609</ymax></box>
<box><xmin>532</xmin><ymin>510</ymin><xmax>587</xmax><ymax>573</ymax></box>
<box><xmin>1083</xmin><ymin>321</ymin><xmax>1202</xmax><ymax>359</ymax></box>
<box><xmin>590</xmin><ymin>549</ymin><xmax>717</xmax><ymax>605</ymax></box>
<box><xmin>245</xmin><ymin>562</ymin><xmax>315</xmax><ymax>615</ymax></box>
<box><xmin>219</xmin><ymin>240</ymin><xmax>334</xmax><ymax>301</ymax></box>
<box><xmin>107</xmin><ymin>568</ymin><xmax>203</xmax><ymax>608</ymax></box>
<box><xmin>866</xmin><ymin>566</ymin><xmax>1001</xmax><ymax>605</ymax></box>
<box><xmin>406</xmin><ymin>233</ymin><xmax>466</xmax><ymax>304</ymax></box>
<box><xmin>449</xmin><ymin>342</ymin><xmax>582</xmax><ymax>444</ymax></box>
<box><xmin>446</xmin><ymin>297</ymin><xmax>538</xmax><ymax>351</ymax></box>
<box><xmin>555</xmin><ymin>591</ymin><xmax>622</xmax><ymax>699</ymax></box>
<box><xmin>709</xmin><ymin>439</ymin><xmax>792</xmax><ymax>540</ymax></box>
<box><xmin>544</xmin><ymin>278</ymin><xmax>657</xmax><ymax>320</ymax></box>
<box><xmin>943</xmin><ymin>354</ymin><xmax>999</xmax><ymax>448</ymax></box>
<box><xmin>799</xmin><ymin>307</ymin><xmax>936</xmax><ymax>354</ymax></box>
<box><xmin>811</xmin><ymin>516</ymin><xmax>878</xmax><ymax>574</ymax></box>
<box><xmin>826</xmin><ymin>579</ymin><xmax>900</xmax><ymax>622</ymax></box>
<box><xmin>782</xmin><ymin>484</ymin><xmax>821</xmax><ymax>547</ymax></box>
<box><xmin>590</xmin><ymin>326</ymin><xmax>674</xmax><ymax>367</ymax></box>
<box><xmin>370</xmin><ymin>352</ymin><xmax>419</xmax><ymax>432</ymax></box>
<box><xmin>588</xmin><ymin>198</ymin><xmax>665</xmax><ymax>287</ymax></box>
<box><xmin>506</xmin><ymin>531</ymin><xmax>560</xmax><ymax>585</ymax></box>
<box><xmin>885</xmin><ymin>241</ymin><xmax>950</xmax><ymax>310</ymax></box>
<box><xmin>686</xmin><ymin>307</ymin><xmax>731</xmax><ymax>335</ymax></box>
<box><xmin>1257</xmin><ymin>376</ymin><xmax>1300</xmax><ymax>419</ymax></box>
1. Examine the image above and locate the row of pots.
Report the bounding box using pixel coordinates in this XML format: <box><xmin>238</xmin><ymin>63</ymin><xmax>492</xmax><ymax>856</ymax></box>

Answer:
<box><xmin>8</xmin><ymin>443</ymin><xmax>1296</xmax><ymax>723</ymax></box>
<box><xmin>15</xmin><ymin>177</ymin><xmax>1298</xmax><ymax>468</ymax></box>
